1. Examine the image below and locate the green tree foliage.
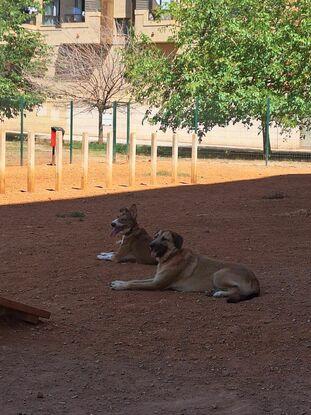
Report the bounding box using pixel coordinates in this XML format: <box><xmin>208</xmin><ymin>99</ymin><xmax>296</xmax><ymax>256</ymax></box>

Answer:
<box><xmin>0</xmin><ymin>1</ymin><xmax>48</xmax><ymax>120</ymax></box>
<box><xmin>124</xmin><ymin>0</ymin><xmax>311</xmax><ymax>143</ymax></box>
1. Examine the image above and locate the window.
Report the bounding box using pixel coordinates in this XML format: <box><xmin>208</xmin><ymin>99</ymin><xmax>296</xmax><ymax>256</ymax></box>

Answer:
<box><xmin>43</xmin><ymin>1</ymin><xmax>85</xmax><ymax>26</ymax></box>
<box><xmin>115</xmin><ymin>19</ymin><xmax>130</xmax><ymax>36</ymax></box>
<box><xmin>43</xmin><ymin>1</ymin><xmax>60</xmax><ymax>25</ymax></box>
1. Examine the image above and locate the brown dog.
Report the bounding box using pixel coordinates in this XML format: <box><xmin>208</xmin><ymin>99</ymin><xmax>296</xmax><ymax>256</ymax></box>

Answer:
<box><xmin>110</xmin><ymin>230</ymin><xmax>260</xmax><ymax>303</ymax></box>
<box><xmin>97</xmin><ymin>204</ymin><xmax>157</xmax><ymax>265</ymax></box>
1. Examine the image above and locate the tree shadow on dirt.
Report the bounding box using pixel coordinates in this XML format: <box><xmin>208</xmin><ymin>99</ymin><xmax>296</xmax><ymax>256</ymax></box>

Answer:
<box><xmin>0</xmin><ymin>173</ymin><xmax>310</xmax><ymax>415</ymax></box>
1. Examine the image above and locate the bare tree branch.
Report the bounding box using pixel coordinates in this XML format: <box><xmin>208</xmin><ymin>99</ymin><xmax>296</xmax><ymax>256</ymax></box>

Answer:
<box><xmin>49</xmin><ymin>23</ymin><xmax>128</xmax><ymax>142</ymax></box>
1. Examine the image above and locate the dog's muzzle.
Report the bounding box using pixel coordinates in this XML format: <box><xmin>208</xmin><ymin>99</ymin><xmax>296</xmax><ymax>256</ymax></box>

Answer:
<box><xmin>110</xmin><ymin>220</ymin><xmax>124</xmax><ymax>237</ymax></box>
<box><xmin>149</xmin><ymin>241</ymin><xmax>167</xmax><ymax>258</ymax></box>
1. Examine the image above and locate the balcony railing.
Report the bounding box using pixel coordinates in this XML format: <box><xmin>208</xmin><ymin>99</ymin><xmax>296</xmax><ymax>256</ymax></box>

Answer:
<box><xmin>43</xmin><ymin>13</ymin><xmax>85</xmax><ymax>26</ymax></box>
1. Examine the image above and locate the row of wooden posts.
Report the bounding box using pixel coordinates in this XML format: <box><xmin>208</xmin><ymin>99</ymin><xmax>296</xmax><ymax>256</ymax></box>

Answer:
<box><xmin>0</xmin><ymin>130</ymin><xmax>198</xmax><ymax>194</ymax></box>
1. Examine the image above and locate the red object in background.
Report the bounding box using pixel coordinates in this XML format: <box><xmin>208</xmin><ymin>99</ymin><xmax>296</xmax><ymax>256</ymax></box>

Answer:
<box><xmin>50</xmin><ymin>127</ymin><xmax>65</xmax><ymax>147</ymax></box>
<box><xmin>51</xmin><ymin>130</ymin><xmax>56</xmax><ymax>147</ymax></box>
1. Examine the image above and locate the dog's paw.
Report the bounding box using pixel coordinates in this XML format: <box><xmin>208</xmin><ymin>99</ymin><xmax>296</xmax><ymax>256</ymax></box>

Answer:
<box><xmin>97</xmin><ymin>252</ymin><xmax>115</xmax><ymax>261</ymax></box>
<box><xmin>110</xmin><ymin>280</ymin><xmax>128</xmax><ymax>290</ymax></box>
<box><xmin>205</xmin><ymin>289</ymin><xmax>216</xmax><ymax>297</ymax></box>
<box><xmin>212</xmin><ymin>290</ymin><xmax>227</xmax><ymax>298</ymax></box>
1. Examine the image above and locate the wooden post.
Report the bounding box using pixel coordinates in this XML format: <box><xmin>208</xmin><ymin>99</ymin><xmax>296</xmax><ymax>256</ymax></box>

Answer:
<box><xmin>27</xmin><ymin>132</ymin><xmax>35</xmax><ymax>192</ymax></box>
<box><xmin>0</xmin><ymin>130</ymin><xmax>5</xmax><ymax>194</ymax></box>
<box><xmin>55</xmin><ymin>130</ymin><xmax>63</xmax><ymax>191</ymax></box>
<box><xmin>151</xmin><ymin>132</ymin><xmax>157</xmax><ymax>185</ymax></box>
<box><xmin>172</xmin><ymin>133</ymin><xmax>178</xmax><ymax>183</ymax></box>
<box><xmin>81</xmin><ymin>132</ymin><xmax>89</xmax><ymax>190</ymax></box>
<box><xmin>129</xmin><ymin>132</ymin><xmax>136</xmax><ymax>187</ymax></box>
<box><xmin>191</xmin><ymin>133</ymin><xmax>198</xmax><ymax>184</ymax></box>
<box><xmin>106</xmin><ymin>132</ymin><xmax>113</xmax><ymax>188</ymax></box>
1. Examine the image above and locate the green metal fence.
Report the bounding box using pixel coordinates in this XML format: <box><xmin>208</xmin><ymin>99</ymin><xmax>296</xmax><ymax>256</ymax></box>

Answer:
<box><xmin>1</xmin><ymin>96</ymin><xmax>310</xmax><ymax>166</ymax></box>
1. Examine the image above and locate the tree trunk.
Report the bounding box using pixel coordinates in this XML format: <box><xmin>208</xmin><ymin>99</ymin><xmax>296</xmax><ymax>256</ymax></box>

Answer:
<box><xmin>98</xmin><ymin>110</ymin><xmax>104</xmax><ymax>144</ymax></box>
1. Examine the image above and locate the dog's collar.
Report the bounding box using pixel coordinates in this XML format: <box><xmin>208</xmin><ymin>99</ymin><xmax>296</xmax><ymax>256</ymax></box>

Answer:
<box><xmin>159</xmin><ymin>248</ymin><xmax>180</xmax><ymax>264</ymax></box>
<box><xmin>124</xmin><ymin>225</ymin><xmax>139</xmax><ymax>237</ymax></box>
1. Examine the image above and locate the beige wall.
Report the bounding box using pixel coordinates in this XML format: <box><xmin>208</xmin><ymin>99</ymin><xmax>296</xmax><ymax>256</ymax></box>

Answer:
<box><xmin>1</xmin><ymin>101</ymin><xmax>67</xmax><ymax>136</ymax></box>
<box><xmin>114</xmin><ymin>0</ymin><xmax>132</xmax><ymax>18</ymax></box>
<box><xmin>134</xmin><ymin>9</ymin><xmax>174</xmax><ymax>43</ymax></box>
<box><xmin>25</xmin><ymin>11</ymin><xmax>102</xmax><ymax>46</ymax></box>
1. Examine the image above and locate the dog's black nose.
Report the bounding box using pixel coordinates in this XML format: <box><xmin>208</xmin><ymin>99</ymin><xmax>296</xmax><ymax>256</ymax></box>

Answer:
<box><xmin>149</xmin><ymin>241</ymin><xmax>155</xmax><ymax>248</ymax></box>
<box><xmin>111</xmin><ymin>222</ymin><xmax>116</xmax><ymax>227</ymax></box>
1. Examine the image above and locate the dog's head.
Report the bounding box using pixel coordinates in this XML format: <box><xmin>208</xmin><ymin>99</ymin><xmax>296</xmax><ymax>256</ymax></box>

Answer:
<box><xmin>111</xmin><ymin>204</ymin><xmax>137</xmax><ymax>237</ymax></box>
<box><xmin>149</xmin><ymin>230</ymin><xmax>183</xmax><ymax>260</ymax></box>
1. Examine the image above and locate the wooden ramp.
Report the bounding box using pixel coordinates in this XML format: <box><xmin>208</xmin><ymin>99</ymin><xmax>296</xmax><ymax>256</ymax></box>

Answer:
<box><xmin>0</xmin><ymin>296</ymin><xmax>51</xmax><ymax>324</ymax></box>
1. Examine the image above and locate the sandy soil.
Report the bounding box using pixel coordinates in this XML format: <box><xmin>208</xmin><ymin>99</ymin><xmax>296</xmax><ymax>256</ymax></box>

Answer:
<box><xmin>0</xmin><ymin>157</ymin><xmax>310</xmax><ymax>415</ymax></box>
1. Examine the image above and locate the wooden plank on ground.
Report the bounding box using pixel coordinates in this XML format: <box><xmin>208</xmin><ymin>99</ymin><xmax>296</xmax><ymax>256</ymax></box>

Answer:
<box><xmin>0</xmin><ymin>296</ymin><xmax>51</xmax><ymax>324</ymax></box>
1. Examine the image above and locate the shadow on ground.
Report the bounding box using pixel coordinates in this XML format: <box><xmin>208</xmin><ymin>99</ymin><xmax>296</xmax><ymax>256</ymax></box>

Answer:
<box><xmin>0</xmin><ymin>174</ymin><xmax>310</xmax><ymax>415</ymax></box>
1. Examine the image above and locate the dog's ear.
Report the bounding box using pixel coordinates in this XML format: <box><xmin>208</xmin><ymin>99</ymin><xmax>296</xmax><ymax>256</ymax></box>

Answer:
<box><xmin>119</xmin><ymin>207</ymin><xmax>129</xmax><ymax>214</ymax></box>
<box><xmin>129</xmin><ymin>204</ymin><xmax>137</xmax><ymax>219</ymax></box>
<box><xmin>171</xmin><ymin>231</ymin><xmax>183</xmax><ymax>249</ymax></box>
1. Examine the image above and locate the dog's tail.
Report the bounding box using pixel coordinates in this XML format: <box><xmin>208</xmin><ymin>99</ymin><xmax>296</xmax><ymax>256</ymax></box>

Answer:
<box><xmin>227</xmin><ymin>290</ymin><xmax>260</xmax><ymax>303</ymax></box>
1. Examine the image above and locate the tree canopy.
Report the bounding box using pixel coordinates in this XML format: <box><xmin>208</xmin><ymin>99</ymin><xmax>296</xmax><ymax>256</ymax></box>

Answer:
<box><xmin>124</xmin><ymin>0</ymin><xmax>311</xmax><ymax>141</ymax></box>
<box><xmin>0</xmin><ymin>0</ymin><xmax>48</xmax><ymax>120</ymax></box>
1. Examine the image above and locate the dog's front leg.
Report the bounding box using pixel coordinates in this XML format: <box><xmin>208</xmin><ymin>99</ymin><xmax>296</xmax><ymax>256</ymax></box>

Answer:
<box><xmin>110</xmin><ymin>270</ymin><xmax>178</xmax><ymax>291</ymax></box>
<box><xmin>110</xmin><ymin>278</ymin><xmax>156</xmax><ymax>290</ymax></box>
<box><xmin>97</xmin><ymin>237</ymin><xmax>127</xmax><ymax>261</ymax></box>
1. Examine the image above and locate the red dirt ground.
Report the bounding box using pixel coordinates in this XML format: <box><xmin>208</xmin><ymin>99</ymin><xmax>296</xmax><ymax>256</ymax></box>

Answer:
<box><xmin>0</xmin><ymin>159</ymin><xmax>310</xmax><ymax>415</ymax></box>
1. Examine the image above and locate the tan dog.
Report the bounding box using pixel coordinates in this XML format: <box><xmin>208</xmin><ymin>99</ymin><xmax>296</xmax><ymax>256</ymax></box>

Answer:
<box><xmin>110</xmin><ymin>230</ymin><xmax>260</xmax><ymax>303</ymax></box>
<box><xmin>97</xmin><ymin>204</ymin><xmax>157</xmax><ymax>265</ymax></box>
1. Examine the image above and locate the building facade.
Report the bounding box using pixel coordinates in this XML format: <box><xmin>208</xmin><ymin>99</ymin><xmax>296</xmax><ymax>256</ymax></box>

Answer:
<box><xmin>2</xmin><ymin>1</ymin><xmax>306</xmax><ymax>150</ymax></box>
<box><xmin>23</xmin><ymin>1</ymin><xmax>173</xmax><ymax>46</ymax></box>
